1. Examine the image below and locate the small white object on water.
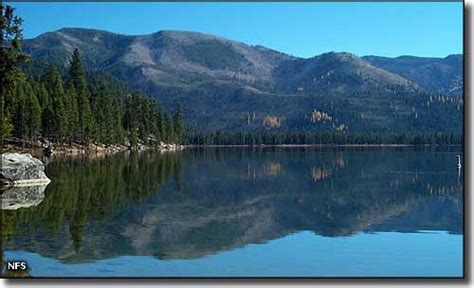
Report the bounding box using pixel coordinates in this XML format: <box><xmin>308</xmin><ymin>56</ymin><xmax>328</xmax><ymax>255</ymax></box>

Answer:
<box><xmin>456</xmin><ymin>155</ymin><xmax>462</xmax><ymax>168</ymax></box>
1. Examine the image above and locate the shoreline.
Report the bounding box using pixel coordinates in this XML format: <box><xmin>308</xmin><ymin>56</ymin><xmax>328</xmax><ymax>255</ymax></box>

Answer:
<box><xmin>1</xmin><ymin>142</ymin><xmax>184</xmax><ymax>157</ymax></box>
<box><xmin>2</xmin><ymin>142</ymin><xmax>462</xmax><ymax>157</ymax></box>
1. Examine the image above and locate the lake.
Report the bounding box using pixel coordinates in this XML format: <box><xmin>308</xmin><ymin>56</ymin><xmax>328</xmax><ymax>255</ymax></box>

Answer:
<box><xmin>2</xmin><ymin>147</ymin><xmax>463</xmax><ymax>277</ymax></box>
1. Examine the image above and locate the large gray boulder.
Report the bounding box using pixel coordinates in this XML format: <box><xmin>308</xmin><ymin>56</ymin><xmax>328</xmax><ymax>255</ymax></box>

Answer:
<box><xmin>1</xmin><ymin>153</ymin><xmax>51</xmax><ymax>186</ymax></box>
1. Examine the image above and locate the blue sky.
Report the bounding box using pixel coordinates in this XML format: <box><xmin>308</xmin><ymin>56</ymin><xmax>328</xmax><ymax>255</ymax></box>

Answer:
<box><xmin>10</xmin><ymin>2</ymin><xmax>463</xmax><ymax>58</ymax></box>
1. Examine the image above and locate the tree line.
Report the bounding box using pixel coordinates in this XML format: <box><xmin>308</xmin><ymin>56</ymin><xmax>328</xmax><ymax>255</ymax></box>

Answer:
<box><xmin>184</xmin><ymin>130</ymin><xmax>462</xmax><ymax>146</ymax></box>
<box><xmin>3</xmin><ymin>49</ymin><xmax>184</xmax><ymax>148</ymax></box>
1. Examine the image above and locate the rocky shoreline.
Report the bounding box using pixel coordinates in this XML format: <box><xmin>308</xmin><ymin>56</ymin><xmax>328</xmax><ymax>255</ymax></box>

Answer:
<box><xmin>50</xmin><ymin>142</ymin><xmax>185</xmax><ymax>155</ymax></box>
<box><xmin>2</xmin><ymin>139</ymin><xmax>185</xmax><ymax>156</ymax></box>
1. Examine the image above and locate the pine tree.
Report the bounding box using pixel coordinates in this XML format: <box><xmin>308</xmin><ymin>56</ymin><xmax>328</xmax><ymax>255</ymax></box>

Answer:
<box><xmin>101</xmin><ymin>86</ymin><xmax>114</xmax><ymax>144</ymax></box>
<box><xmin>42</xmin><ymin>65</ymin><xmax>68</xmax><ymax>141</ymax></box>
<box><xmin>164</xmin><ymin>113</ymin><xmax>174</xmax><ymax>143</ymax></box>
<box><xmin>11</xmin><ymin>84</ymin><xmax>26</xmax><ymax>140</ymax></box>
<box><xmin>0</xmin><ymin>5</ymin><xmax>29</xmax><ymax>142</ymax></box>
<box><xmin>63</xmin><ymin>84</ymin><xmax>79</xmax><ymax>143</ymax></box>
<box><xmin>142</xmin><ymin>99</ymin><xmax>154</xmax><ymax>143</ymax></box>
<box><xmin>124</xmin><ymin>93</ymin><xmax>138</xmax><ymax>147</ymax></box>
<box><xmin>91</xmin><ymin>82</ymin><xmax>115</xmax><ymax>143</ymax></box>
<box><xmin>67</xmin><ymin>49</ymin><xmax>93</xmax><ymax>142</ymax></box>
<box><xmin>158</xmin><ymin>108</ymin><xmax>166</xmax><ymax>142</ymax></box>
<box><xmin>173</xmin><ymin>103</ymin><xmax>185</xmax><ymax>143</ymax></box>
<box><xmin>25</xmin><ymin>83</ymin><xmax>41</xmax><ymax>142</ymax></box>
<box><xmin>111</xmin><ymin>97</ymin><xmax>124</xmax><ymax>143</ymax></box>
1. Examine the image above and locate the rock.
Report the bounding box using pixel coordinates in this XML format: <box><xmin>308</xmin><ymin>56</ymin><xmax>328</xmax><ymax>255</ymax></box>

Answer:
<box><xmin>1</xmin><ymin>185</ymin><xmax>47</xmax><ymax>210</ymax></box>
<box><xmin>158</xmin><ymin>143</ymin><xmax>185</xmax><ymax>153</ymax></box>
<box><xmin>43</xmin><ymin>145</ymin><xmax>54</xmax><ymax>157</ymax></box>
<box><xmin>1</xmin><ymin>153</ymin><xmax>51</xmax><ymax>185</ymax></box>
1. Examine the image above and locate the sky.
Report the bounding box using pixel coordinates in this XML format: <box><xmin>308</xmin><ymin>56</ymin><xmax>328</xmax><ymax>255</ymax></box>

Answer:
<box><xmin>10</xmin><ymin>2</ymin><xmax>463</xmax><ymax>58</ymax></box>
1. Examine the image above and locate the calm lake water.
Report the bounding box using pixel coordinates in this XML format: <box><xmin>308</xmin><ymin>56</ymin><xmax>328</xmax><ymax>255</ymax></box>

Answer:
<box><xmin>2</xmin><ymin>147</ymin><xmax>463</xmax><ymax>277</ymax></box>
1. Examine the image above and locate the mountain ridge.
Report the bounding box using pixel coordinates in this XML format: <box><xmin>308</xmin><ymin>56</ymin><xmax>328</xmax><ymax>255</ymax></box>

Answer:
<box><xmin>24</xmin><ymin>27</ymin><xmax>462</xmax><ymax>93</ymax></box>
<box><xmin>26</xmin><ymin>27</ymin><xmax>461</xmax><ymax>59</ymax></box>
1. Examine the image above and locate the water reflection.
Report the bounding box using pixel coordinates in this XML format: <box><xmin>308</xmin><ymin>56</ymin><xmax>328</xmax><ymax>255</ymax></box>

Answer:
<box><xmin>1</xmin><ymin>184</ymin><xmax>48</xmax><ymax>210</ymax></box>
<box><xmin>2</xmin><ymin>147</ymin><xmax>463</xmax><ymax>265</ymax></box>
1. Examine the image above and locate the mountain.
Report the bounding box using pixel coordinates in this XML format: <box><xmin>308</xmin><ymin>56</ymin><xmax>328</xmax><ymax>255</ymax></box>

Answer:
<box><xmin>23</xmin><ymin>28</ymin><xmax>463</xmax><ymax>133</ymax></box>
<box><xmin>363</xmin><ymin>55</ymin><xmax>463</xmax><ymax>96</ymax></box>
<box><xmin>24</xmin><ymin>28</ymin><xmax>419</xmax><ymax>93</ymax></box>
<box><xmin>24</xmin><ymin>28</ymin><xmax>293</xmax><ymax>87</ymax></box>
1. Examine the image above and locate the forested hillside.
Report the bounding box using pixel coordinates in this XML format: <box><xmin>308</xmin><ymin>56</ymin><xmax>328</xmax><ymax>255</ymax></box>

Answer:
<box><xmin>363</xmin><ymin>55</ymin><xmax>463</xmax><ymax>96</ymax></box>
<box><xmin>22</xmin><ymin>27</ymin><xmax>463</xmax><ymax>136</ymax></box>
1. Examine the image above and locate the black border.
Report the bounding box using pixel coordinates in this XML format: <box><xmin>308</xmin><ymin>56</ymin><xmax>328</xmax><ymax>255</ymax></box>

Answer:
<box><xmin>1</xmin><ymin>0</ymin><xmax>469</xmax><ymax>283</ymax></box>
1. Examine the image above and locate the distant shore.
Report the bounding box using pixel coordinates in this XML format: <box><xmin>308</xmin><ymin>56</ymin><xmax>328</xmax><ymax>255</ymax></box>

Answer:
<box><xmin>186</xmin><ymin>143</ymin><xmax>462</xmax><ymax>148</ymax></box>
